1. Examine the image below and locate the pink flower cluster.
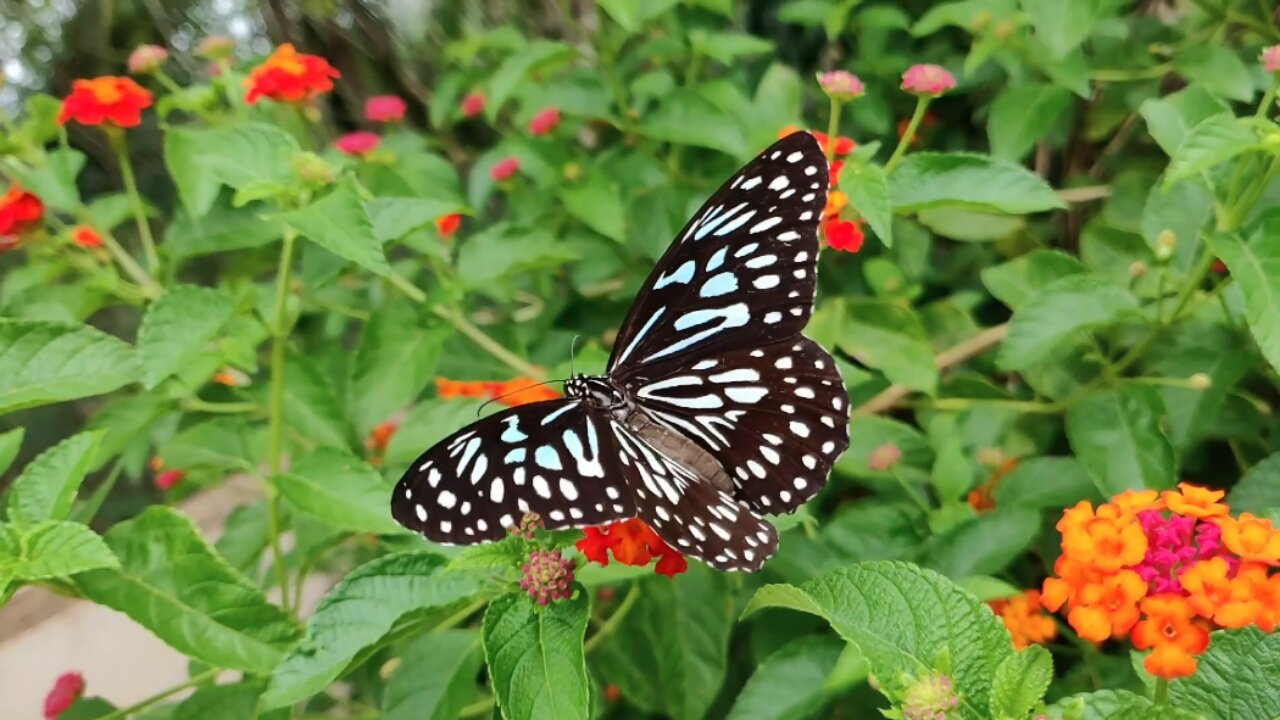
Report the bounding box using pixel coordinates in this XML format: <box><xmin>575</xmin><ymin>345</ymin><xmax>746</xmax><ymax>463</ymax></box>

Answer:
<box><xmin>520</xmin><ymin>549</ymin><xmax>575</xmax><ymax>605</ymax></box>
<box><xmin>901</xmin><ymin>64</ymin><xmax>956</xmax><ymax>97</ymax></box>
<box><xmin>1135</xmin><ymin>509</ymin><xmax>1234</xmax><ymax>594</ymax></box>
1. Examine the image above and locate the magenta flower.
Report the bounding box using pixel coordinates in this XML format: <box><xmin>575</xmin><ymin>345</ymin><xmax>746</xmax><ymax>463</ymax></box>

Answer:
<box><xmin>529</xmin><ymin>107</ymin><xmax>561</xmax><ymax>136</ymax></box>
<box><xmin>490</xmin><ymin>156</ymin><xmax>520</xmax><ymax>182</ymax></box>
<box><xmin>127</xmin><ymin>45</ymin><xmax>168</xmax><ymax>75</ymax></box>
<box><xmin>335</xmin><ymin>131</ymin><xmax>381</xmax><ymax>156</ymax></box>
<box><xmin>1262</xmin><ymin>45</ymin><xmax>1280</xmax><ymax>74</ymax></box>
<box><xmin>901</xmin><ymin>64</ymin><xmax>957</xmax><ymax>97</ymax></box>
<box><xmin>520</xmin><ymin>549</ymin><xmax>575</xmax><ymax>605</ymax></box>
<box><xmin>365</xmin><ymin>95</ymin><xmax>407</xmax><ymax>122</ymax></box>
<box><xmin>43</xmin><ymin>672</ymin><xmax>85</xmax><ymax>719</ymax></box>
<box><xmin>818</xmin><ymin>70</ymin><xmax>865</xmax><ymax>102</ymax></box>
<box><xmin>461</xmin><ymin>92</ymin><xmax>486</xmax><ymax>118</ymax></box>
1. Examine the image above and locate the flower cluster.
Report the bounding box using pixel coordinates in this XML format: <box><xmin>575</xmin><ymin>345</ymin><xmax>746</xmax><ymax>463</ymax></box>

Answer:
<box><xmin>989</xmin><ymin>589</ymin><xmax>1057</xmax><ymax>649</ymax></box>
<box><xmin>58</xmin><ymin>76</ymin><xmax>154</xmax><ymax>128</ymax></box>
<box><xmin>577</xmin><ymin>518</ymin><xmax>688</xmax><ymax>577</ymax></box>
<box><xmin>520</xmin><ymin>549</ymin><xmax>576</xmax><ymax>604</ymax></box>
<box><xmin>901</xmin><ymin>64</ymin><xmax>957</xmax><ymax>97</ymax></box>
<box><xmin>335</xmin><ymin>130</ymin><xmax>381</xmax><ymax>156</ymax></box>
<box><xmin>776</xmin><ymin>126</ymin><xmax>863</xmax><ymax>253</ymax></box>
<box><xmin>245</xmin><ymin>43</ymin><xmax>340</xmax><ymax>104</ymax></box>
<box><xmin>966</xmin><ymin>456</ymin><xmax>1019</xmax><ymax>512</ymax></box>
<box><xmin>435</xmin><ymin>376</ymin><xmax>559</xmax><ymax>408</ymax></box>
<box><xmin>435</xmin><ymin>213</ymin><xmax>462</xmax><ymax>238</ymax></box>
<box><xmin>1042</xmin><ymin>484</ymin><xmax>1280</xmax><ymax>678</ymax></box>
<box><xmin>1</xmin><ymin>184</ymin><xmax>44</xmax><ymax>245</ymax></box>
<box><xmin>43</xmin><ymin>671</ymin><xmax>85</xmax><ymax>719</ymax></box>
<box><xmin>529</xmin><ymin>107</ymin><xmax>560</xmax><ymax>136</ymax></box>
<box><xmin>461</xmin><ymin>92</ymin><xmax>486</xmax><ymax>118</ymax></box>
<box><xmin>149</xmin><ymin>456</ymin><xmax>186</xmax><ymax>491</ymax></box>
<box><xmin>365</xmin><ymin>95</ymin><xmax>407</xmax><ymax>122</ymax></box>
<box><xmin>70</xmin><ymin>226</ymin><xmax>103</xmax><ymax>249</ymax></box>
<box><xmin>365</xmin><ymin>418</ymin><xmax>400</xmax><ymax>467</ymax></box>
<box><xmin>900</xmin><ymin>673</ymin><xmax>960</xmax><ymax>720</ymax></box>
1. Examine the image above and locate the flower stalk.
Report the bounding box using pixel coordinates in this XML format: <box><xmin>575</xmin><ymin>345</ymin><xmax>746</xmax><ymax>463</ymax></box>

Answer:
<box><xmin>265</xmin><ymin>225</ymin><xmax>299</xmax><ymax>610</ymax></box>
<box><xmin>108</xmin><ymin>129</ymin><xmax>160</xmax><ymax>275</ymax></box>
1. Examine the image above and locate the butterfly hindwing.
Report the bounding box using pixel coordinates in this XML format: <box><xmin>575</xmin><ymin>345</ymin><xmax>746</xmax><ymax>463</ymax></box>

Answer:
<box><xmin>608</xmin><ymin>132</ymin><xmax>829</xmax><ymax>377</ymax></box>
<box><xmin>391</xmin><ymin>399</ymin><xmax>637</xmax><ymax>544</ymax></box>
<box><xmin>621</xmin><ymin>335</ymin><xmax>850</xmax><ymax>514</ymax></box>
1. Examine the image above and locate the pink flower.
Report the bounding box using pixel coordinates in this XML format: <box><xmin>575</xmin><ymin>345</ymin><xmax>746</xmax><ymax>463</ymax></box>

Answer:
<box><xmin>817</xmin><ymin>70</ymin><xmax>865</xmax><ymax>102</ymax></box>
<box><xmin>901</xmin><ymin>64</ymin><xmax>957</xmax><ymax>97</ymax></box>
<box><xmin>461</xmin><ymin>92</ymin><xmax>486</xmax><ymax>118</ymax></box>
<box><xmin>127</xmin><ymin>45</ymin><xmax>168</xmax><ymax>75</ymax></box>
<box><xmin>868</xmin><ymin>443</ymin><xmax>903</xmax><ymax>471</ymax></box>
<box><xmin>155</xmin><ymin>469</ymin><xmax>186</xmax><ymax>491</ymax></box>
<box><xmin>43</xmin><ymin>672</ymin><xmax>84</xmax><ymax>719</ymax></box>
<box><xmin>529</xmin><ymin>107</ymin><xmax>561</xmax><ymax>136</ymax></box>
<box><xmin>364</xmin><ymin>94</ymin><xmax>407</xmax><ymax>122</ymax></box>
<box><xmin>490</xmin><ymin>156</ymin><xmax>520</xmax><ymax>182</ymax></box>
<box><xmin>335</xmin><ymin>131</ymin><xmax>380</xmax><ymax>156</ymax></box>
<box><xmin>1262</xmin><ymin>45</ymin><xmax>1280</xmax><ymax>74</ymax></box>
<box><xmin>520</xmin><ymin>549</ymin><xmax>575</xmax><ymax>605</ymax></box>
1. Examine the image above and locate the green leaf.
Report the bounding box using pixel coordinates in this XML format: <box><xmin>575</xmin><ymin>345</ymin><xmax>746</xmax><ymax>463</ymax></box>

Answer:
<box><xmin>367</xmin><ymin>197</ymin><xmax>468</xmax><ymax>244</ymax></box>
<box><xmin>15</xmin><ymin>148</ymin><xmax>85</xmax><ymax>211</ymax></box>
<box><xmin>1149</xmin><ymin>322</ymin><xmax>1251</xmax><ymax>450</ymax></box>
<box><xmin>990</xmin><ymin>645</ymin><xmax>1053</xmax><ymax>720</ymax></box>
<box><xmin>483</xmin><ymin>590</ymin><xmax>590</xmax><ymax>720</ymax></box>
<box><xmin>350</xmin><ymin>303</ymin><xmax>451</xmax><ymax>436</ymax></box>
<box><xmin>1021</xmin><ymin>0</ymin><xmax>1100</xmax><ymax>57</ymax></box>
<box><xmin>841</xmin><ymin>162</ymin><xmax>893</xmax><ymax>246</ymax></box>
<box><xmin>597</xmin><ymin>0</ymin><xmax>681</xmax><ymax>32</ymax></box>
<box><xmin>994</xmin><ymin>457</ymin><xmax>1100</xmax><ymax>509</ymax></box>
<box><xmin>172</xmin><ymin>681</ymin><xmax>264</xmax><ymax>720</ymax></box>
<box><xmin>638</xmin><ymin>90</ymin><xmax>748</xmax><ymax>158</ymax></box>
<box><xmin>693</xmin><ymin>30</ymin><xmax>774</xmax><ymax>64</ymax></box>
<box><xmin>560</xmin><ymin>181</ymin><xmax>627</xmax><ymax>242</ymax></box>
<box><xmin>835</xmin><ymin>416</ymin><xmax>934</xmax><ymax>478</ymax></box>
<box><xmin>75</xmin><ymin>506</ymin><xmax>301</xmax><ymax>673</ymax></box>
<box><xmin>275</xmin><ymin>177</ymin><xmax>388</xmax><ymax>276</ymax></box>
<box><xmin>384</xmin><ymin>399</ymin><xmax>490</xmax><ymax>470</ymax></box>
<box><xmin>136</xmin><ymin>286</ymin><xmax>236</xmax><ymax>389</ymax></box>
<box><xmin>487</xmin><ymin>41</ymin><xmax>577</xmax><ymax>117</ymax></box>
<box><xmin>998</xmin><ymin>275</ymin><xmax>1138</xmax><ymax>370</ymax></box>
<box><xmin>890</xmin><ymin>153</ymin><xmax>1066</xmax><ymax>215</ymax></box>
<box><xmin>1169</xmin><ymin>628</ymin><xmax>1280</xmax><ymax>719</ymax></box>
<box><xmin>2</xmin><ymin>520</ymin><xmax>118</xmax><ymax>580</ymax></box>
<box><xmin>982</xmin><ymin>250</ymin><xmax>1086</xmax><ymax>310</ymax></box>
<box><xmin>0</xmin><ymin>320</ymin><xmax>139</xmax><ymax>414</ymax></box>
<box><xmin>1138</xmin><ymin>85</ymin><xmax>1232</xmax><ymax>157</ymax></box>
<box><xmin>1166</xmin><ymin>113</ymin><xmax>1260</xmax><ymax>184</ymax></box>
<box><xmin>1049</xmin><ymin>689</ymin><xmax>1188</xmax><ymax>720</ymax></box>
<box><xmin>1206</xmin><ymin>223</ymin><xmax>1280</xmax><ymax>375</ymax></box>
<box><xmin>835</xmin><ymin>299</ymin><xmax>937</xmax><ymax>393</ymax></box>
<box><xmin>987</xmin><ymin>83</ymin><xmax>1073</xmax><ymax>160</ymax></box>
<box><xmin>275</xmin><ymin>448</ymin><xmax>405</xmax><ymax>535</ymax></box>
<box><xmin>164</xmin><ymin>124</ymin><xmax>301</xmax><ymax>217</ymax></box>
<box><xmin>263</xmin><ymin>553</ymin><xmax>490</xmax><ymax>708</ymax></box>
<box><xmin>1175</xmin><ymin>46</ymin><xmax>1255</xmax><ymax>103</ymax></box>
<box><xmin>917</xmin><ymin>207</ymin><xmax>1026</xmax><ymax>242</ymax></box>
<box><xmin>0</xmin><ymin>426</ymin><xmax>23</xmax><ymax>477</ymax></box>
<box><xmin>282</xmin><ymin>353</ymin><xmax>355</xmax><ymax>451</ymax></box>
<box><xmin>726</xmin><ymin>635</ymin><xmax>846</xmax><ymax>720</ymax></box>
<box><xmin>1066</xmin><ymin>385</ymin><xmax>1177</xmax><ymax>495</ymax></box>
<box><xmin>166</xmin><ymin>202</ymin><xmax>284</xmax><ymax>258</ymax></box>
<box><xmin>595</xmin><ymin>567</ymin><xmax>734</xmax><ymax>720</ymax></box>
<box><xmin>456</xmin><ymin>226</ymin><xmax>579</xmax><ymax>288</ymax></box>
<box><xmin>742</xmin><ymin>561</ymin><xmax>1013</xmax><ymax>714</ymax></box>
<box><xmin>928</xmin><ymin>509</ymin><xmax>1040</xmax><ymax>579</ymax></box>
<box><xmin>158</xmin><ymin>419</ymin><xmax>253</xmax><ymax>472</ymax></box>
<box><xmin>6</xmin><ymin>430</ymin><xmax>103</xmax><ymax>525</ymax></box>
<box><xmin>1228</xmin><ymin>452</ymin><xmax>1280</xmax><ymax>514</ymax></box>
<box><xmin>383</xmin><ymin>629</ymin><xmax>483</xmax><ymax>720</ymax></box>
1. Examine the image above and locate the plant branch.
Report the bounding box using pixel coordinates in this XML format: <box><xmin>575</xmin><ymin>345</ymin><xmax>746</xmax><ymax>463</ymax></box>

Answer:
<box><xmin>584</xmin><ymin>582</ymin><xmax>640</xmax><ymax>654</ymax></box>
<box><xmin>884</xmin><ymin>97</ymin><xmax>930</xmax><ymax>174</ymax></box>
<box><xmin>97</xmin><ymin>668</ymin><xmax>221</xmax><ymax>720</ymax></box>
<box><xmin>266</xmin><ymin>226</ymin><xmax>299</xmax><ymax>611</ymax></box>
<box><xmin>853</xmin><ymin>323</ymin><xmax>1009</xmax><ymax>415</ymax></box>
<box><xmin>109</xmin><ymin>130</ymin><xmax>160</xmax><ymax>275</ymax></box>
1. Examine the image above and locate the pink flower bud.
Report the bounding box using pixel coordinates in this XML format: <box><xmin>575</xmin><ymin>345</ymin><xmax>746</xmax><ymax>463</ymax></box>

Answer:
<box><xmin>335</xmin><ymin>131</ymin><xmax>381</xmax><ymax>156</ymax></box>
<box><xmin>364</xmin><ymin>94</ymin><xmax>407</xmax><ymax>122</ymax></box>
<box><xmin>529</xmin><ymin>107</ymin><xmax>561</xmax><ymax>136</ymax></box>
<box><xmin>901</xmin><ymin>64</ymin><xmax>957</xmax><ymax>97</ymax></box>
<box><xmin>817</xmin><ymin>70</ymin><xmax>865</xmax><ymax>102</ymax></box>
<box><xmin>510</xmin><ymin>512</ymin><xmax>543</xmax><ymax>540</ymax></box>
<box><xmin>43</xmin><ymin>672</ymin><xmax>85</xmax><ymax>719</ymax></box>
<box><xmin>520</xmin><ymin>549</ymin><xmax>575</xmax><ymax>605</ymax></box>
<box><xmin>902</xmin><ymin>673</ymin><xmax>959</xmax><ymax>720</ymax></box>
<box><xmin>1262</xmin><ymin>45</ymin><xmax>1280</xmax><ymax>74</ymax></box>
<box><xmin>490</xmin><ymin>156</ymin><xmax>520</xmax><ymax>182</ymax></box>
<box><xmin>127</xmin><ymin>45</ymin><xmax>168</xmax><ymax>75</ymax></box>
<box><xmin>868</xmin><ymin>443</ymin><xmax>903</xmax><ymax>471</ymax></box>
<box><xmin>461</xmin><ymin>92</ymin><xmax>486</xmax><ymax>118</ymax></box>
<box><xmin>196</xmin><ymin>36</ymin><xmax>235</xmax><ymax>61</ymax></box>
<box><xmin>155</xmin><ymin>469</ymin><xmax>186</xmax><ymax>490</ymax></box>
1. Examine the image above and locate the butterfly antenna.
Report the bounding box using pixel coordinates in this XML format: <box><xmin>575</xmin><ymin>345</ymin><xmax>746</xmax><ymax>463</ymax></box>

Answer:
<box><xmin>475</xmin><ymin>378</ymin><xmax>567</xmax><ymax>417</ymax></box>
<box><xmin>570</xmin><ymin>334</ymin><xmax>582</xmax><ymax>377</ymax></box>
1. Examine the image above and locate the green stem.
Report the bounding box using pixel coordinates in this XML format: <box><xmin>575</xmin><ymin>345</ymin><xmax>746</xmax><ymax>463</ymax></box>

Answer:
<box><xmin>889</xmin><ymin>466</ymin><xmax>931</xmax><ymax>512</ymax></box>
<box><xmin>885</xmin><ymin>97</ymin><xmax>930</xmax><ymax>174</ymax></box>
<box><xmin>181</xmin><ymin>399</ymin><xmax>259</xmax><ymax>414</ymax></box>
<box><xmin>1255</xmin><ymin>76</ymin><xmax>1279</xmax><ymax>120</ymax></box>
<box><xmin>153</xmin><ymin>69</ymin><xmax>185</xmax><ymax>95</ymax></box>
<box><xmin>97</xmin><ymin>668</ymin><xmax>221</xmax><ymax>720</ymax></box>
<box><xmin>100</xmin><ymin>230</ymin><xmax>162</xmax><ymax>298</ymax></box>
<box><xmin>925</xmin><ymin>397</ymin><xmax>1062</xmax><ymax>414</ymax></box>
<box><xmin>584</xmin><ymin>582</ymin><xmax>640</xmax><ymax>654</ymax></box>
<box><xmin>1153</xmin><ymin>676</ymin><xmax>1169</xmax><ymax>706</ymax></box>
<box><xmin>266</xmin><ymin>226</ymin><xmax>299</xmax><ymax>611</ymax></box>
<box><xmin>459</xmin><ymin>698</ymin><xmax>496</xmax><ymax>718</ymax></box>
<box><xmin>824</xmin><ymin>96</ymin><xmax>842</xmax><ymax>166</ymax></box>
<box><xmin>109</xmin><ymin>130</ymin><xmax>160</xmax><ymax>275</ymax></box>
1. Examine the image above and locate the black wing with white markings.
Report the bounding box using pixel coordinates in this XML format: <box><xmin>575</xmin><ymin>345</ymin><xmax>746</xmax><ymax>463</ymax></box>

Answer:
<box><xmin>391</xmin><ymin>400</ymin><xmax>637</xmax><ymax>544</ymax></box>
<box><xmin>607</xmin><ymin>132</ymin><xmax>829</xmax><ymax>378</ymax></box>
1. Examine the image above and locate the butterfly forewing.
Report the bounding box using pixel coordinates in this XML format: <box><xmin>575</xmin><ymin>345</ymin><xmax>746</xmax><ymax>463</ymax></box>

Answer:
<box><xmin>622</xmin><ymin>335</ymin><xmax>849</xmax><ymax>514</ymax></box>
<box><xmin>391</xmin><ymin>399</ymin><xmax>637</xmax><ymax>544</ymax></box>
<box><xmin>608</xmin><ymin>132</ymin><xmax>830</xmax><ymax>377</ymax></box>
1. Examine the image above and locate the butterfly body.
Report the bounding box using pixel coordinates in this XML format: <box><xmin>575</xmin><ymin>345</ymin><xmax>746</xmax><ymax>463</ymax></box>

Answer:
<box><xmin>392</xmin><ymin>132</ymin><xmax>850</xmax><ymax>572</ymax></box>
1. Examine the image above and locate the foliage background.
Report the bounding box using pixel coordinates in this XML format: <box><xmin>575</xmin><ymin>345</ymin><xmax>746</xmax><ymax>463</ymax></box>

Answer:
<box><xmin>3</xmin><ymin>0</ymin><xmax>1280</xmax><ymax>719</ymax></box>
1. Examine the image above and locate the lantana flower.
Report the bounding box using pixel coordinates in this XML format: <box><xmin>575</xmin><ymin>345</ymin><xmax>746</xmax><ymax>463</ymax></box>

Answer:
<box><xmin>58</xmin><ymin>77</ymin><xmax>154</xmax><ymax>128</ymax></box>
<box><xmin>1262</xmin><ymin>45</ymin><xmax>1280</xmax><ymax>74</ymax></box>
<box><xmin>577</xmin><ymin>518</ymin><xmax>688</xmax><ymax>577</ymax></box>
<box><xmin>365</xmin><ymin>94</ymin><xmax>407</xmax><ymax>122</ymax></box>
<box><xmin>0</xmin><ymin>183</ymin><xmax>44</xmax><ymax>238</ymax></box>
<box><xmin>43</xmin><ymin>671</ymin><xmax>85</xmax><ymax>719</ymax></box>
<box><xmin>435</xmin><ymin>213</ymin><xmax>462</xmax><ymax>238</ymax></box>
<box><xmin>245</xmin><ymin>43</ymin><xmax>340</xmax><ymax>104</ymax></box>
<box><xmin>461</xmin><ymin>92</ymin><xmax>486</xmax><ymax>118</ymax></box>
<box><xmin>335</xmin><ymin>131</ymin><xmax>381</xmax><ymax>156</ymax></box>
<box><xmin>989</xmin><ymin>589</ymin><xmax>1058</xmax><ymax>649</ymax></box>
<box><xmin>520</xmin><ymin>549</ymin><xmax>575</xmax><ymax>605</ymax></box>
<box><xmin>127</xmin><ymin>44</ymin><xmax>168</xmax><ymax>75</ymax></box>
<box><xmin>777</xmin><ymin>126</ymin><xmax>863</xmax><ymax>252</ymax></box>
<box><xmin>435</xmin><ymin>377</ymin><xmax>558</xmax><ymax>407</ymax></box>
<box><xmin>70</xmin><ymin>226</ymin><xmax>103</xmax><ymax>249</ymax></box>
<box><xmin>529</xmin><ymin>107</ymin><xmax>561</xmax><ymax>136</ymax></box>
<box><xmin>490</xmin><ymin>157</ymin><xmax>520</xmax><ymax>182</ymax></box>
<box><xmin>901</xmin><ymin>64</ymin><xmax>957</xmax><ymax>97</ymax></box>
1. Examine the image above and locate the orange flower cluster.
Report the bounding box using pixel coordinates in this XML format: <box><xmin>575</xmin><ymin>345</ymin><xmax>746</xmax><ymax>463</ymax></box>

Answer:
<box><xmin>777</xmin><ymin>126</ymin><xmax>864</xmax><ymax>253</ymax></box>
<box><xmin>365</xmin><ymin>418</ymin><xmax>400</xmax><ymax>468</ymax></box>
<box><xmin>1</xmin><ymin>184</ymin><xmax>44</xmax><ymax>242</ymax></box>
<box><xmin>70</xmin><ymin>226</ymin><xmax>102</xmax><ymax>249</ymax></box>
<box><xmin>1042</xmin><ymin>484</ymin><xmax>1280</xmax><ymax>679</ymax></box>
<box><xmin>967</xmin><ymin>456</ymin><xmax>1019</xmax><ymax>512</ymax></box>
<box><xmin>577</xmin><ymin>518</ymin><xmax>688</xmax><ymax>577</ymax></box>
<box><xmin>989</xmin><ymin>589</ymin><xmax>1058</xmax><ymax>649</ymax></box>
<box><xmin>245</xmin><ymin>43</ymin><xmax>340</xmax><ymax>104</ymax></box>
<box><xmin>58</xmin><ymin>76</ymin><xmax>153</xmax><ymax>128</ymax></box>
<box><xmin>435</xmin><ymin>377</ymin><xmax>560</xmax><ymax>407</ymax></box>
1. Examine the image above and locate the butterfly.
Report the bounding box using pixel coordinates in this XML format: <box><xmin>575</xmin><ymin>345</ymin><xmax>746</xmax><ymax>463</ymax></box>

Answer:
<box><xmin>391</xmin><ymin>131</ymin><xmax>850</xmax><ymax>572</ymax></box>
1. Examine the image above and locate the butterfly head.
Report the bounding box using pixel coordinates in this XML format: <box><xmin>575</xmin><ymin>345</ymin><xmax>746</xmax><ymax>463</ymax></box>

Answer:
<box><xmin>565</xmin><ymin>373</ymin><xmax>626</xmax><ymax>410</ymax></box>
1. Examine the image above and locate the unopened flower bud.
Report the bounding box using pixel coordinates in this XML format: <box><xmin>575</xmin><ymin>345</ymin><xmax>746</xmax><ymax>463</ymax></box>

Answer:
<box><xmin>817</xmin><ymin>70</ymin><xmax>866</xmax><ymax>103</ymax></box>
<box><xmin>293</xmin><ymin>151</ymin><xmax>336</xmax><ymax>187</ymax></box>
<box><xmin>127</xmin><ymin>44</ymin><xmax>168</xmax><ymax>75</ymax></box>
<box><xmin>1155</xmin><ymin>229</ymin><xmax>1176</xmax><ymax>262</ymax></box>
<box><xmin>969</xmin><ymin>10</ymin><xmax>993</xmax><ymax>32</ymax></box>
<box><xmin>901</xmin><ymin>64</ymin><xmax>957</xmax><ymax>97</ymax></box>
<box><xmin>1129</xmin><ymin>260</ymin><xmax>1148</xmax><ymax>279</ymax></box>
<box><xmin>519</xmin><ymin>549</ymin><xmax>575</xmax><ymax>605</ymax></box>
<box><xmin>1261</xmin><ymin>45</ymin><xmax>1280</xmax><ymax>74</ymax></box>
<box><xmin>1188</xmin><ymin>373</ymin><xmax>1212</xmax><ymax>391</ymax></box>
<box><xmin>563</xmin><ymin>162</ymin><xmax>583</xmax><ymax>181</ymax></box>
<box><xmin>993</xmin><ymin>19</ymin><xmax>1017</xmax><ymax>40</ymax></box>
<box><xmin>511</xmin><ymin>512</ymin><xmax>543</xmax><ymax>540</ymax></box>
<box><xmin>902</xmin><ymin>673</ymin><xmax>960</xmax><ymax>720</ymax></box>
<box><xmin>197</xmin><ymin>36</ymin><xmax>235</xmax><ymax>61</ymax></box>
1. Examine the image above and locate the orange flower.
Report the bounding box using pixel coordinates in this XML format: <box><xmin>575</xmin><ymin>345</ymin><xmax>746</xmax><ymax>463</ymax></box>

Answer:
<box><xmin>1179</xmin><ymin>557</ymin><xmax>1259</xmax><ymax>628</ymax></box>
<box><xmin>1062</xmin><ymin>515</ymin><xmax>1148</xmax><ymax>572</ymax></box>
<box><xmin>1163</xmin><ymin>482</ymin><xmax>1229</xmax><ymax>519</ymax></box>
<box><xmin>245</xmin><ymin>43</ymin><xmax>340</xmax><ymax>104</ymax></box>
<box><xmin>576</xmin><ymin>518</ymin><xmax>687</xmax><ymax>577</ymax></box>
<box><xmin>1216</xmin><ymin>512</ymin><xmax>1280</xmax><ymax>564</ymax></box>
<box><xmin>1068</xmin><ymin>569</ymin><xmax>1147</xmax><ymax>641</ymax></box>
<box><xmin>58</xmin><ymin>76</ymin><xmax>153</xmax><ymax>128</ymax></box>
<box><xmin>823</xmin><ymin>189</ymin><xmax>848</xmax><ymax>219</ymax></box>
<box><xmin>0</xmin><ymin>183</ymin><xmax>44</xmax><ymax>237</ymax></box>
<box><xmin>435</xmin><ymin>213</ymin><xmax>462</xmax><ymax>238</ymax></box>
<box><xmin>989</xmin><ymin>589</ymin><xmax>1058</xmax><ymax>649</ymax></box>
<box><xmin>1236</xmin><ymin>563</ymin><xmax>1280</xmax><ymax>632</ymax></box>
<box><xmin>211</xmin><ymin>367</ymin><xmax>250</xmax><ymax>387</ymax></box>
<box><xmin>434</xmin><ymin>377</ymin><xmax>558</xmax><ymax>408</ymax></box>
<box><xmin>1131</xmin><ymin>594</ymin><xmax>1210</xmax><ymax>679</ymax></box>
<box><xmin>366</xmin><ymin>419</ymin><xmax>399</xmax><ymax>454</ymax></box>
<box><xmin>70</xmin><ymin>226</ymin><xmax>102</xmax><ymax>249</ymax></box>
<box><xmin>823</xmin><ymin>218</ymin><xmax>864</xmax><ymax>253</ymax></box>
<box><xmin>967</xmin><ymin>457</ymin><xmax>1019</xmax><ymax>512</ymax></box>
<box><xmin>1111</xmin><ymin>489</ymin><xmax>1165</xmax><ymax>518</ymax></box>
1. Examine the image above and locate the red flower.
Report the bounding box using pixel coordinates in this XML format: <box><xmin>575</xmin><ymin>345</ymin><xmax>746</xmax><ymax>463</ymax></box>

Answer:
<box><xmin>155</xmin><ymin>469</ymin><xmax>186</xmax><ymax>490</ymax></box>
<box><xmin>58</xmin><ymin>76</ymin><xmax>153</xmax><ymax>128</ymax></box>
<box><xmin>576</xmin><ymin>527</ymin><xmax>617</xmax><ymax>565</ymax></box>
<box><xmin>529</xmin><ymin>107</ymin><xmax>561</xmax><ymax>136</ymax></box>
<box><xmin>490</xmin><ymin>157</ymin><xmax>520</xmax><ymax>182</ymax></box>
<box><xmin>461</xmin><ymin>92</ymin><xmax>486</xmax><ymax>118</ymax></box>
<box><xmin>824</xmin><ymin>218</ymin><xmax>865</xmax><ymax>253</ymax></box>
<box><xmin>435</xmin><ymin>213</ymin><xmax>462</xmax><ymax>238</ymax></box>
<box><xmin>575</xmin><ymin>518</ymin><xmax>687</xmax><ymax>577</ymax></box>
<box><xmin>0</xmin><ymin>184</ymin><xmax>44</xmax><ymax>237</ymax></box>
<box><xmin>70</xmin><ymin>226</ymin><xmax>102</xmax><ymax>249</ymax></box>
<box><xmin>335</xmin><ymin>131</ymin><xmax>380</xmax><ymax>156</ymax></box>
<box><xmin>245</xmin><ymin>43</ymin><xmax>340</xmax><ymax>104</ymax></box>
<box><xmin>43</xmin><ymin>672</ymin><xmax>84</xmax><ymax>719</ymax></box>
<box><xmin>365</xmin><ymin>95</ymin><xmax>407</xmax><ymax>122</ymax></box>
